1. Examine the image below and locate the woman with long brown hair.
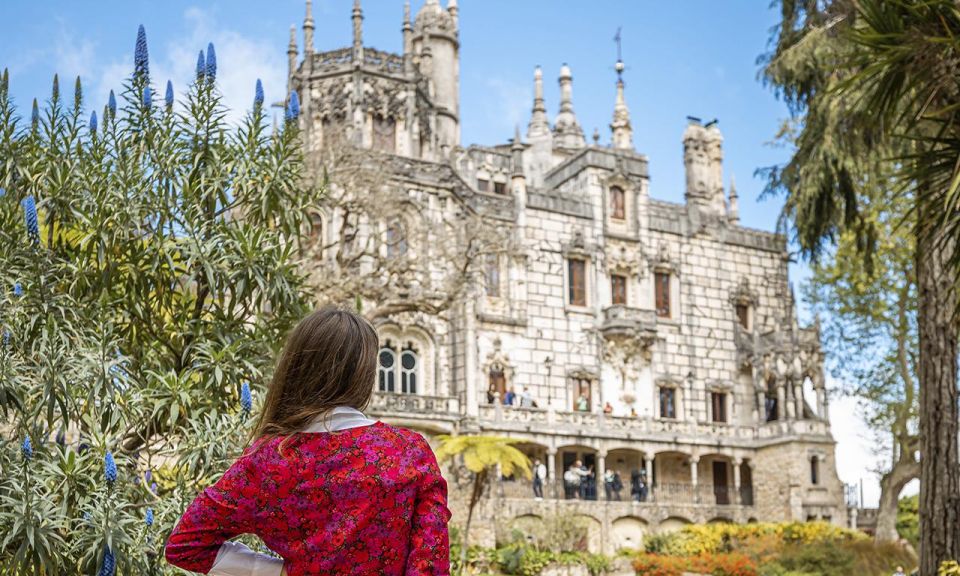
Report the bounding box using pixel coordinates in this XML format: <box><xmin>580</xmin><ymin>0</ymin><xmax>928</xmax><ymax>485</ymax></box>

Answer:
<box><xmin>165</xmin><ymin>306</ymin><xmax>451</xmax><ymax>575</ymax></box>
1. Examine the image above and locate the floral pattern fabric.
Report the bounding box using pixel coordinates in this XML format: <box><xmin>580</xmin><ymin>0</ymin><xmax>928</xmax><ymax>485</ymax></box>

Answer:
<box><xmin>165</xmin><ymin>422</ymin><xmax>451</xmax><ymax>575</ymax></box>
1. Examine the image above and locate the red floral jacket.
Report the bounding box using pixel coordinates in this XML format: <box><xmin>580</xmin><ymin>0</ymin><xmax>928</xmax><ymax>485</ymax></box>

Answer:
<box><xmin>165</xmin><ymin>421</ymin><xmax>451</xmax><ymax>575</ymax></box>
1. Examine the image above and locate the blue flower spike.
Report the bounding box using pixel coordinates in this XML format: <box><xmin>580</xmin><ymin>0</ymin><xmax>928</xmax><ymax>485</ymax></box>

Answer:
<box><xmin>108</xmin><ymin>90</ymin><xmax>117</xmax><ymax>117</ymax></box>
<box><xmin>31</xmin><ymin>99</ymin><xmax>39</xmax><ymax>128</ymax></box>
<box><xmin>142</xmin><ymin>86</ymin><xmax>152</xmax><ymax>110</ymax></box>
<box><xmin>13</xmin><ymin>282</ymin><xmax>23</xmax><ymax>297</ymax></box>
<box><xmin>74</xmin><ymin>76</ymin><xmax>83</xmax><ymax>109</ymax></box>
<box><xmin>22</xmin><ymin>195</ymin><xmax>40</xmax><ymax>246</ymax></box>
<box><xmin>104</xmin><ymin>451</ymin><xmax>118</xmax><ymax>486</ymax></box>
<box><xmin>89</xmin><ymin>111</ymin><xmax>98</xmax><ymax>137</ymax></box>
<box><xmin>165</xmin><ymin>80</ymin><xmax>174</xmax><ymax>110</ymax></box>
<box><xmin>145</xmin><ymin>507</ymin><xmax>154</xmax><ymax>526</ymax></box>
<box><xmin>240</xmin><ymin>381</ymin><xmax>252</xmax><ymax>415</ymax></box>
<box><xmin>21</xmin><ymin>435</ymin><xmax>32</xmax><ymax>461</ymax></box>
<box><xmin>196</xmin><ymin>50</ymin><xmax>206</xmax><ymax>81</ymax></box>
<box><xmin>286</xmin><ymin>91</ymin><xmax>300</xmax><ymax>122</ymax></box>
<box><xmin>135</xmin><ymin>24</ymin><xmax>150</xmax><ymax>80</ymax></box>
<box><xmin>206</xmin><ymin>43</ymin><xmax>217</xmax><ymax>81</ymax></box>
<box><xmin>52</xmin><ymin>74</ymin><xmax>59</xmax><ymax>101</ymax></box>
<box><xmin>254</xmin><ymin>79</ymin><xmax>264</xmax><ymax>110</ymax></box>
<box><xmin>98</xmin><ymin>546</ymin><xmax>116</xmax><ymax>576</ymax></box>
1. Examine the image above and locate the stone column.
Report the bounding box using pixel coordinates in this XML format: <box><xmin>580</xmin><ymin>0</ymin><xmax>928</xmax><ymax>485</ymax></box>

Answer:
<box><xmin>816</xmin><ymin>387</ymin><xmax>826</xmax><ymax>419</ymax></box>
<box><xmin>776</xmin><ymin>380</ymin><xmax>787</xmax><ymax>420</ymax></box>
<box><xmin>465</xmin><ymin>299</ymin><xmax>479</xmax><ymax>418</ymax></box>
<box><xmin>756</xmin><ymin>390</ymin><xmax>765</xmax><ymax>422</ymax></box>
<box><xmin>733</xmin><ymin>458</ymin><xmax>742</xmax><ymax>505</ymax></box>
<box><xmin>794</xmin><ymin>382</ymin><xmax>804</xmax><ymax>419</ymax></box>
<box><xmin>690</xmin><ymin>455</ymin><xmax>700</xmax><ymax>503</ymax></box>
<box><xmin>547</xmin><ymin>447</ymin><xmax>558</xmax><ymax>499</ymax></box>
<box><xmin>597</xmin><ymin>450</ymin><xmax>607</xmax><ymax>500</ymax></box>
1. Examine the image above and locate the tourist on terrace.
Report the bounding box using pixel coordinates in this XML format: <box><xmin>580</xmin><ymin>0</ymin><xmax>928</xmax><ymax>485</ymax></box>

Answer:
<box><xmin>532</xmin><ymin>458</ymin><xmax>547</xmax><ymax>500</ymax></box>
<box><xmin>504</xmin><ymin>386</ymin><xmax>517</xmax><ymax>406</ymax></box>
<box><xmin>576</xmin><ymin>394</ymin><xmax>589</xmax><ymax>412</ymax></box>
<box><xmin>603</xmin><ymin>401</ymin><xmax>613</xmax><ymax>415</ymax></box>
<box><xmin>165</xmin><ymin>306</ymin><xmax>451</xmax><ymax>576</ymax></box>
<box><xmin>520</xmin><ymin>386</ymin><xmax>534</xmax><ymax>408</ymax></box>
<box><xmin>604</xmin><ymin>469</ymin><xmax>623</xmax><ymax>501</ymax></box>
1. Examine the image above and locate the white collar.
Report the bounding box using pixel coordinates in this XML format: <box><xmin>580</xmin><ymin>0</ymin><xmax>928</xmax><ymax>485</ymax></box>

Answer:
<box><xmin>302</xmin><ymin>406</ymin><xmax>378</xmax><ymax>433</ymax></box>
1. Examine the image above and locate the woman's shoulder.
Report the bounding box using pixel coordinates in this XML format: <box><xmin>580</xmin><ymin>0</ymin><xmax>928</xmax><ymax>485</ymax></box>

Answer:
<box><xmin>368</xmin><ymin>421</ymin><xmax>432</xmax><ymax>450</ymax></box>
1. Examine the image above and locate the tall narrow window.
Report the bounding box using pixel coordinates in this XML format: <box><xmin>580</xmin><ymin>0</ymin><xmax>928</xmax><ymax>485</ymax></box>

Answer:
<box><xmin>488</xmin><ymin>365</ymin><xmax>506</xmax><ymax>402</ymax></box>
<box><xmin>659</xmin><ymin>386</ymin><xmax>677</xmax><ymax>419</ymax></box>
<box><xmin>400</xmin><ymin>348</ymin><xmax>418</xmax><ymax>394</ymax></box>
<box><xmin>378</xmin><ymin>347</ymin><xmax>396</xmax><ymax>392</ymax></box>
<box><xmin>373</xmin><ymin>115</ymin><xmax>396</xmax><ymax>153</ymax></box>
<box><xmin>485</xmin><ymin>254</ymin><xmax>501</xmax><ymax>297</ymax></box>
<box><xmin>654</xmin><ymin>272</ymin><xmax>671</xmax><ymax>318</ymax></box>
<box><xmin>385</xmin><ymin>220</ymin><xmax>408</xmax><ymax>258</ymax></box>
<box><xmin>711</xmin><ymin>392</ymin><xmax>728</xmax><ymax>423</ymax></box>
<box><xmin>610</xmin><ymin>186</ymin><xmax>625</xmax><ymax>220</ymax></box>
<box><xmin>810</xmin><ymin>458</ymin><xmax>820</xmax><ymax>485</ymax></box>
<box><xmin>568</xmin><ymin>259</ymin><xmax>586</xmax><ymax>306</ymax></box>
<box><xmin>573</xmin><ymin>377</ymin><xmax>592</xmax><ymax>411</ymax></box>
<box><xmin>611</xmin><ymin>274</ymin><xmax>627</xmax><ymax>305</ymax></box>
<box><xmin>477</xmin><ymin>178</ymin><xmax>489</xmax><ymax>193</ymax></box>
<box><xmin>735</xmin><ymin>303</ymin><xmax>750</xmax><ymax>330</ymax></box>
<box><xmin>493</xmin><ymin>181</ymin><xmax>507</xmax><ymax>195</ymax></box>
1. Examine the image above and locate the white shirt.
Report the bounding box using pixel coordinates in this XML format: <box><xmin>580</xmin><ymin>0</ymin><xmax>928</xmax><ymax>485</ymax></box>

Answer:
<box><xmin>209</xmin><ymin>406</ymin><xmax>377</xmax><ymax>576</ymax></box>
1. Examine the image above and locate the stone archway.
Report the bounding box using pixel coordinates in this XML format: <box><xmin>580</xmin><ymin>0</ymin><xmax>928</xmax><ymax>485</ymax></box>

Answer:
<box><xmin>658</xmin><ymin>516</ymin><xmax>692</xmax><ymax>534</ymax></box>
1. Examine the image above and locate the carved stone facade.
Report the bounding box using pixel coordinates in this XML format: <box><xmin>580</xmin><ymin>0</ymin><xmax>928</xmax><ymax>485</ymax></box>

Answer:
<box><xmin>288</xmin><ymin>0</ymin><xmax>846</xmax><ymax>555</ymax></box>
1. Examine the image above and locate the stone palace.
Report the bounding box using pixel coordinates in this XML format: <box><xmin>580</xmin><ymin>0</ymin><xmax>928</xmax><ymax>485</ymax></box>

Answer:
<box><xmin>286</xmin><ymin>0</ymin><xmax>848</xmax><ymax>554</ymax></box>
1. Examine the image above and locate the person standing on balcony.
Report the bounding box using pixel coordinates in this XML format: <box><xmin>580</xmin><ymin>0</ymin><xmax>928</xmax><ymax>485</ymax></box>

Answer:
<box><xmin>603</xmin><ymin>401</ymin><xmax>613</xmax><ymax>415</ymax></box>
<box><xmin>520</xmin><ymin>386</ymin><xmax>534</xmax><ymax>408</ymax></box>
<box><xmin>532</xmin><ymin>459</ymin><xmax>547</xmax><ymax>500</ymax></box>
<box><xmin>504</xmin><ymin>386</ymin><xmax>516</xmax><ymax>406</ymax></box>
<box><xmin>603</xmin><ymin>469</ymin><xmax>622</xmax><ymax>501</ymax></box>
<box><xmin>576</xmin><ymin>394</ymin><xmax>589</xmax><ymax>412</ymax></box>
<box><xmin>165</xmin><ymin>307</ymin><xmax>451</xmax><ymax>576</ymax></box>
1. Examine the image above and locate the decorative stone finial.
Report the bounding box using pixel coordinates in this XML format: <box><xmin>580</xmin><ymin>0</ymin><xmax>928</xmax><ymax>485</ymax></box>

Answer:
<box><xmin>527</xmin><ymin>65</ymin><xmax>550</xmax><ymax>140</ymax></box>
<box><xmin>303</xmin><ymin>0</ymin><xmax>315</xmax><ymax>56</ymax></box>
<box><xmin>554</xmin><ymin>63</ymin><xmax>585</xmax><ymax>148</ymax></box>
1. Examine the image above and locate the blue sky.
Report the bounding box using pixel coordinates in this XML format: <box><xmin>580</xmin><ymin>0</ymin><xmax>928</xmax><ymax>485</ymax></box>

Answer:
<box><xmin>0</xmin><ymin>0</ymin><xmax>892</xmax><ymax>505</ymax></box>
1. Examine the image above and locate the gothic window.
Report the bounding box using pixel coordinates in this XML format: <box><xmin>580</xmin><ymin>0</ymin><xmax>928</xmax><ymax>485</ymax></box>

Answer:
<box><xmin>610</xmin><ymin>186</ymin><xmax>625</xmax><ymax>220</ymax></box>
<box><xmin>373</xmin><ymin>115</ymin><xmax>396</xmax><ymax>153</ymax></box>
<box><xmin>611</xmin><ymin>274</ymin><xmax>627</xmax><ymax>305</ymax></box>
<box><xmin>573</xmin><ymin>377</ymin><xmax>592</xmax><ymax>411</ymax></box>
<box><xmin>711</xmin><ymin>392</ymin><xmax>728</xmax><ymax>423</ymax></box>
<box><xmin>654</xmin><ymin>272</ymin><xmax>671</xmax><ymax>318</ymax></box>
<box><xmin>735</xmin><ymin>303</ymin><xmax>750</xmax><ymax>330</ymax></box>
<box><xmin>400</xmin><ymin>348</ymin><xmax>418</xmax><ymax>394</ymax></box>
<box><xmin>493</xmin><ymin>181</ymin><xmax>507</xmax><ymax>195</ymax></box>
<box><xmin>385</xmin><ymin>220</ymin><xmax>408</xmax><ymax>258</ymax></box>
<box><xmin>378</xmin><ymin>342</ymin><xmax>418</xmax><ymax>394</ymax></box>
<box><xmin>810</xmin><ymin>457</ymin><xmax>820</xmax><ymax>485</ymax></box>
<box><xmin>378</xmin><ymin>347</ymin><xmax>396</xmax><ymax>392</ymax></box>
<box><xmin>659</xmin><ymin>386</ymin><xmax>677</xmax><ymax>419</ymax></box>
<box><xmin>568</xmin><ymin>258</ymin><xmax>586</xmax><ymax>306</ymax></box>
<box><xmin>477</xmin><ymin>178</ymin><xmax>490</xmax><ymax>193</ymax></box>
<box><xmin>485</xmin><ymin>253</ymin><xmax>501</xmax><ymax>297</ymax></box>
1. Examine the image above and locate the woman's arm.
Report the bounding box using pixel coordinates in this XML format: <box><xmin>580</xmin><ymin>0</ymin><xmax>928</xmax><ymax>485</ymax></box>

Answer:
<box><xmin>404</xmin><ymin>435</ymin><xmax>452</xmax><ymax>576</ymax></box>
<box><xmin>165</xmin><ymin>451</ymin><xmax>284</xmax><ymax>576</ymax></box>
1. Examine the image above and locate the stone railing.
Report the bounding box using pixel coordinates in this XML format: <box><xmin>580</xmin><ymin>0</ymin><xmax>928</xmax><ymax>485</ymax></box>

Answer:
<box><xmin>497</xmin><ymin>478</ymin><xmax>754</xmax><ymax>507</ymax></box>
<box><xmin>363</xmin><ymin>48</ymin><xmax>404</xmax><ymax>74</ymax></box>
<box><xmin>600</xmin><ymin>305</ymin><xmax>657</xmax><ymax>338</ymax></box>
<box><xmin>312</xmin><ymin>48</ymin><xmax>353</xmax><ymax>72</ymax></box>
<box><xmin>368</xmin><ymin>392</ymin><xmax>459</xmax><ymax>416</ymax></box>
<box><xmin>475</xmin><ymin>403</ymin><xmax>831</xmax><ymax>441</ymax></box>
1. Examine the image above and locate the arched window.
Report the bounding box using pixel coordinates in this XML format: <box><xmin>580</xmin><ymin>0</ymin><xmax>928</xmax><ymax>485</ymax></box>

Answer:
<box><xmin>400</xmin><ymin>348</ymin><xmax>418</xmax><ymax>394</ymax></box>
<box><xmin>385</xmin><ymin>220</ymin><xmax>408</xmax><ymax>258</ymax></box>
<box><xmin>378</xmin><ymin>347</ymin><xmax>396</xmax><ymax>392</ymax></box>
<box><xmin>610</xmin><ymin>186</ymin><xmax>625</xmax><ymax>220</ymax></box>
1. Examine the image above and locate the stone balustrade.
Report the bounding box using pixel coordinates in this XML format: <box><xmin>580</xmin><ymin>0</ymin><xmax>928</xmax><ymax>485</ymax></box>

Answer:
<box><xmin>497</xmin><ymin>477</ymin><xmax>754</xmax><ymax>508</ymax></box>
<box><xmin>368</xmin><ymin>392</ymin><xmax>460</xmax><ymax>416</ymax></box>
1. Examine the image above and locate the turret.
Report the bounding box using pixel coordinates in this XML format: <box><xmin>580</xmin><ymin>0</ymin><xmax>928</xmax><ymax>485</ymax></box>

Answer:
<box><xmin>413</xmin><ymin>0</ymin><xmax>461</xmax><ymax>152</ymax></box>
<box><xmin>352</xmin><ymin>0</ymin><xmax>363</xmax><ymax>63</ymax></box>
<box><xmin>527</xmin><ymin>66</ymin><xmax>551</xmax><ymax>141</ymax></box>
<box><xmin>403</xmin><ymin>1</ymin><xmax>413</xmax><ymax>73</ymax></box>
<box><xmin>610</xmin><ymin>77</ymin><xmax>633</xmax><ymax>150</ymax></box>
<box><xmin>728</xmin><ymin>175</ymin><xmax>740</xmax><ymax>224</ymax></box>
<box><xmin>303</xmin><ymin>0</ymin><xmax>315</xmax><ymax>60</ymax></box>
<box><xmin>683</xmin><ymin>118</ymin><xmax>726</xmax><ymax>217</ymax></box>
<box><xmin>287</xmin><ymin>25</ymin><xmax>298</xmax><ymax>88</ymax></box>
<box><xmin>553</xmin><ymin>64</ymin><xmax>585</xmax><ymax>148</ymax></box>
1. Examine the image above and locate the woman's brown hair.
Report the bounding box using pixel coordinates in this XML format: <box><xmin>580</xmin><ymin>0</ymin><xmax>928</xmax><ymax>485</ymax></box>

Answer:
<box><xmin>253</xmin><ymin>306</ymin><xmax>379</xmax><ymax>439</ymax></box>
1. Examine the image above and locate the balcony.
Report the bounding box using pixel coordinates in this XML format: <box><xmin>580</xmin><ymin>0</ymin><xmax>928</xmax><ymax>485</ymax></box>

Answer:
<box><xmin>496</xmin><ymin>477</ymin><xmax>754</xmax><ymax>508</ymax></box>
<box><xmin>600</xmin><ymin>305</ymin><xmax>657</xmax><ymax>340</ymax></box>
<box><xmin>367</xmin><ymin>393</ymin><xmax>461</xmax><ymax>432</ymax></box>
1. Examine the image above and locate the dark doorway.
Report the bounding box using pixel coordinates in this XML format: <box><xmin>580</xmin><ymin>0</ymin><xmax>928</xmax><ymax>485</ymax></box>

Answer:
<box><xmin>713</xmin><ymin>461</ymin><xmax>730</xmax><ymax>505</ymax></box>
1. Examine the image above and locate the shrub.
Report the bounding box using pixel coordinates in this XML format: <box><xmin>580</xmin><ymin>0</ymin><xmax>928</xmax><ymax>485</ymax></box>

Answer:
<box><xmin>643</xmin><ymin>521</ymin><xmax>867</xmax><ymax>557</ymax></box>
<box><xmin>632</xmin><ymin>552</ymin><xmax>759</xmax><ymax>576</ymax></box>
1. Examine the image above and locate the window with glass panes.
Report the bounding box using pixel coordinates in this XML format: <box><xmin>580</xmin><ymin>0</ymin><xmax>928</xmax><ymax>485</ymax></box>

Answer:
<box><xmin>659</xmin><ymin>386</ymin><xmax>677</xmax><ymax>419</ymax></box>
<box><xmin>654</xmin><ymin>272</ymin><xmax>671</xmax><ymax>318</ymax></box>
<box><xmin>711</xmin><ymin>392</ymin><xmax>727</xmax><ymax>423</ymax></box>
<box><xmin>568</xmin><ymin>259</ymin><xmax>586</xmax><ymax>306</ymax></box>
<box><xmin>378</xmin><ymin>343</ymin><xmax>418</xmax><ymax>394</ymax></box>
<box><xmin>611</xmin><ymin>274</ymin><xmax>627</xmax><ymax>305</ymax></box>
<box><xmin>610</xmin><ymin>186</ymin><xmax>625</xmax><ymax>220</ymax></box>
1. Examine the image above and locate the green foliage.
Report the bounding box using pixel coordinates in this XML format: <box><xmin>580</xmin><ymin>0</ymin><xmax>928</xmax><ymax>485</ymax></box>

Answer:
<box><xmin>940</xmin><ymin>560</ymin><xmax>960</xmax><ymax>575</ymax></box>
<box><xmin>642</xmin><ymin>521</ymin><xmax>866</xmax><ymax>556</ymax></box>
<box><xmin>897</xmin><ymin>495</ymin><xmax>920</xmax><ymax>548</ymax></box>
<box><xmin>0</xmin><ymin>28</ymin><xmax>319</xmax><ymax>575</ymax></box>
<box><xmin>435</xmin><ymin>435</ymin><xmax>532</xmax><ymax>479</ymax></box>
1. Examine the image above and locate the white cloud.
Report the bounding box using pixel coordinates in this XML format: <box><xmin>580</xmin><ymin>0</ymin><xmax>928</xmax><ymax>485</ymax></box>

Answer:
<box><xmin>480</xmin><ymin>76</ymin><xmax>532</xmax><ymax>139</ymax></box>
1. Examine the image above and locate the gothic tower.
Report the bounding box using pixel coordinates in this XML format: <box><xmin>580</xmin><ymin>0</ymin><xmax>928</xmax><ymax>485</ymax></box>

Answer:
<box><xmin>413</xmin><ymin>0</ymin><xmax>461</xmax><ymax>155</ymax></box>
